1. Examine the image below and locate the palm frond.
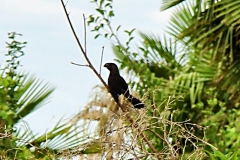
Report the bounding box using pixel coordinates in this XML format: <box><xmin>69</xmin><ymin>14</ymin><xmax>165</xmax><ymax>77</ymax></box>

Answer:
<box><xmin>161</xmin><ymin>0</ymin><xmax>186</xmax><ymax>11</ymax></box>
<box><xmin>156</xmin><ymin>48</ymin><xmax>217</xmax><ymax>104</ymax></box>
<box><xmin>139</xmin><ymin>32</ymin><xmax>179</xmax><ymax>62</ymax></box>
<box><xmin>220</xmin><ymin>59</ymin><xmax>240</xmax><ymax>102</ymax></box>
<box><xmin>17</xmin><ymin>117</ymin><xmax>89</xmax><ymax>151</ymax></box>
<box><xmin>167</xmin><ymin>0</ymin><xmax>196</xmax><ymax>42</ymax></box>
<box><xmin>16</xmin><ymin>74</ymin><xmax>55</xmax><ymax>119</ymax></box>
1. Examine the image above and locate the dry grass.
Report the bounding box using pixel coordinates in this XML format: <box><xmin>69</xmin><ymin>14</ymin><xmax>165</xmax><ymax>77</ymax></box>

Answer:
<box><xmin>58</xmin><ymin>86</ymin><xmax>214</xmax><ymax>160</ymax></box>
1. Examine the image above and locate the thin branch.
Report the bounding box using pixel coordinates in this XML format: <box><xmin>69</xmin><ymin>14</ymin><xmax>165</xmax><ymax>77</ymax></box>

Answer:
<box><xmin>60</xmin><ymin>0</ymin><xmax>108</xmax><ymax>89</ymax></box>
<box><xmin>83</xmin><ymin>14</ymin><xmax>87</xmax><ymax>53</ymax></box>
<box><xmin>71</xmin><ymin>62</ymin><xmax>89</xmax><ymax>67</ymax></box>
<box><xmin>99</xmin><ymin>46</ymin><xmax>104</xmax><ymax>75</ymax></box>
<box><xmin>125</xmin><ymin>114</ymin><xmax>162</xmax><ymax>159</ymax></box>
<box><xmin>61</xmin><ymin>0</ymin><xmax>84</xmax><ymax>54</ymax></box>
<box><xmin>147</xmin><ymin>128</ymin><xmax>178</xmax><ymax>158</ymax></box>
<box><xmin>64</xmin><ymin>0</ymin><xmax>69</xmax><ymax>7</ymax></box>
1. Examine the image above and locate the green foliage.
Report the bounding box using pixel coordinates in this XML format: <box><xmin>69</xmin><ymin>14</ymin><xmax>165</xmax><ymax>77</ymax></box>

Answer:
<box><xmin>0</xmin><ymin>32</ymin><xmax>26</xmax><ymax>129</ymax></box>
<box><xmin>206</xmin><ymin>146</ymin><xmax>240</xmax><ymax>160</ymax></box>
<box><xmin>0</xmin><ymin>32</ymin><xmax>55</xmax><ymax>129</ymax></box>
<box><xmin>0</xmin><ymin>32</ymin><xmax>50</xmax><ymax>159</ymax></box>
<box><xmin>87</xmin><ymin>0</ymin><xmax>240</xmax><ymax>158</ymax></box>
<box><xmin>88</xmin><ymin>0</ymin><xmax>116</xmax><ymax>39</ymax></box>
<box><xmin>0</xmin><ymin>32</ymin><xmax>90</xmax><ymax>159</ymax></box>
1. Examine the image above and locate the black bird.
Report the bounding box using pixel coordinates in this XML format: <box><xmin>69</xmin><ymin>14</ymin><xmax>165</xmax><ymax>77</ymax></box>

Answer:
<box><xmin>104</xmin><ymin>63</ymin><xmax>144</xmax><ymax>109</ymax></box>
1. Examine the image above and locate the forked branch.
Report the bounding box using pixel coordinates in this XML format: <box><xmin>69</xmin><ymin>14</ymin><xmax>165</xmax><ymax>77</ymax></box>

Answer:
<box><xmin>60</xmin><ymin>0</ymin><xmax>107</xmax><ymax>89</ymax></box>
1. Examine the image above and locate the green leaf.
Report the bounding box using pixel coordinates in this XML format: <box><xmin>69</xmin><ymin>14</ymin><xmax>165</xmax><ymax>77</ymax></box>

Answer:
<box><xmin>105</xmin><ymin>3</ymin><xmax>111</xmax><ymax>8</ymax></box>
<box><xmin>87</xmin><ymin>15</ymin><xmax>95</xmax><ymax>25</ymax></box>
<box><xmin>108</xmin><ymin>10</ymin><xmax>114</xmax><ymax>17</ymax></box>
<box><xmin>81</xmin><ymin>141</ymin><xmax>103</xmax><ymax>154</ymax></box>
<box><xmin>96</xmin><ymin>8</ymin><xmax>105</xmax><ymax>15</ymax></box>
<box><xmin>99</xmin><ymin>0</ymin><xmax>104</xmax><ymax>7</ymax></box>
<box><xmin>94</xmin><ymin>34</ymin><xmax>101</xmax><ymax>39</ymax></box>
<box><xmin>124</xmin><ymin>28</ymin><xmax>136</xmax><ymax>36</ymax></box>
<box><xmin>161</xmin><ymin>0</ymin><xmax>185</xmax><ymax>11</ymax></box>
<box><xmin>116</xmin><ymin>25</ymin><xmax>121</xmax><ymax>31</ymax></box>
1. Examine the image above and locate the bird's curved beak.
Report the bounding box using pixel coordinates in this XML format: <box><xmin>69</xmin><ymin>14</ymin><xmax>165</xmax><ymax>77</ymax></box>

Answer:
<box><xmin>104</xmin><ymin>63</ymin><xmax>108</xmax><ymax>68</ymax></box>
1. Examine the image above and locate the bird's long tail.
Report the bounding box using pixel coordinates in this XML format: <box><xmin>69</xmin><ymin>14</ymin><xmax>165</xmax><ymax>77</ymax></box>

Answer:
<box><xmin>127</xmin><ymin>95</ymin><xmax>144</xmax><ymax>109</ymax></box>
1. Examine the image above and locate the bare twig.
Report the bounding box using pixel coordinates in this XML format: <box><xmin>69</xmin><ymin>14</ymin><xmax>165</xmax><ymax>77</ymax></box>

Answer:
<box><xmin>71</xmin><ymin>62</ymin><xmax>89</xmax><ymax>67</ymax></box>
<box><xmin>64</xmin><ymin>0</ymin><xmax>69</xmax><ymax>7</ymax></box>
<box><xmin>99</xmin><ymin>46</ymin><xmax>104</xmax><ymax>75</ymax></box>
<box><xmin>83</xmin><ymin>14</ymin><xmax>87</xmax><ymax>53</ymax></box>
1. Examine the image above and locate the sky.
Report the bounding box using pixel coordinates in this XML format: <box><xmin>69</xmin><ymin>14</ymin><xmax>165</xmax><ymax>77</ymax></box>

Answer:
<box><xmin>0</xmin><ymin>0</ymin><xmax>172</xmax><ymax>134</ymax></box>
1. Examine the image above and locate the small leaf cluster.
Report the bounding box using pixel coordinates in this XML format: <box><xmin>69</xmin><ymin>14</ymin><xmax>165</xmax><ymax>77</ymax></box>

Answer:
<box><xmin>0</xmin><ymin>32</ymin><xmax>26</xmax><ymax>129</ymax></box>
<box><xmin>88</xmin><ymin>0</ymin><xmax>115</xmax><ymax>39</ymax></box>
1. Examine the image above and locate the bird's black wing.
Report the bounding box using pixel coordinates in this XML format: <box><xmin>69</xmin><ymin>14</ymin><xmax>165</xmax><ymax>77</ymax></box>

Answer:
<box><xmin>108</xmin><ymin>75</ymin><xmax>128</xmax><ymax>102</ymax></box>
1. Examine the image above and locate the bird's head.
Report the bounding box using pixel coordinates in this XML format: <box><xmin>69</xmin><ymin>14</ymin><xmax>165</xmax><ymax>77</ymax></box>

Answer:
<box><xmin>104</xmin><ymin>63</ymin><xmax>119</xmax><ymax>72</ymax></box>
